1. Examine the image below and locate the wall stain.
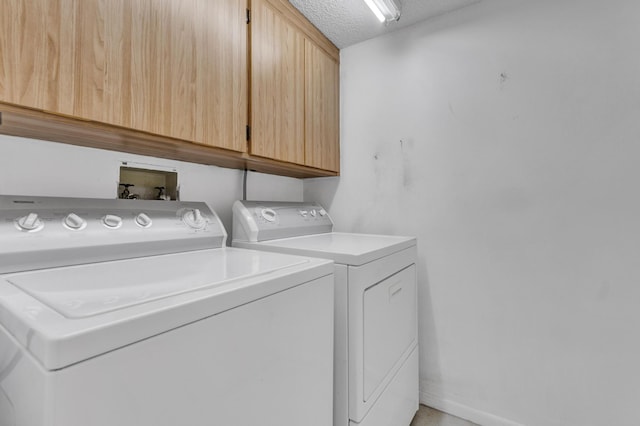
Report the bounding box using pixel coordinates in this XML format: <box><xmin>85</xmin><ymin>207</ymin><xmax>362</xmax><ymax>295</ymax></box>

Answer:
<box><xmin>372</xmin><ymin>139</ymin><xmax>415</xmax><ymax>193</ymax></box>
<box><xmin>400</xmin><ymin>139</ymin><xmax>414</xmax><ymax>190</ymax></box>
<box><xmin>499</xmin><ymin>71</ymin><xmax>509</xmax><ymax>90</ymax></box>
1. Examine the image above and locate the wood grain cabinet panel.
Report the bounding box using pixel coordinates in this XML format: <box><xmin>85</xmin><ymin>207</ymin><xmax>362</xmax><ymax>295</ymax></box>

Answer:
<box><xmin>250</xmin><ymin>0</ymin><xmax>305</xmax><ymax>165</ymax></box>
<box><xmin>0</xmin><ymin>0</ymin><xmax>77</xmax><ymax>115</ymax></box>
<box><xmin>0</xmin><ymin>0</ymin><xmax>340</xmax><ymax>176</ymax></box>
<box><xmin>0</xmin><ymin>0</ymin><xmax>247</xmax><ymax>152</ymax></box>
<box><xmin>250</xmin><ymin>0</ymin><xmax>340</xmax><ymax>172</ymax></box>
<box><xmin>305</xmin><ymin>40</ymin><xmax>340</xmax><ymax>172</ymax></box>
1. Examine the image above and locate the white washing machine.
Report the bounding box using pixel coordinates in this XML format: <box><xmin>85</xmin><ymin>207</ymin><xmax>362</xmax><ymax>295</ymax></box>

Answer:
<box><xmin>233</xmin><ymin>200</ymin><xmax>419</xmax><ymax>426</ymax></box>
<box><xmin>0</xmin><ymin>195</ymin><xmax>334</xmax><ymax>426</ymax></box>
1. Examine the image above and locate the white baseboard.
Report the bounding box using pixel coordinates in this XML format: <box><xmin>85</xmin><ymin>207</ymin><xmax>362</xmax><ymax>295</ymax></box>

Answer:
<box><xmin>419</xmin><ymin>390</ymin><xmax>526</xmax><ymax>426</ymax></box>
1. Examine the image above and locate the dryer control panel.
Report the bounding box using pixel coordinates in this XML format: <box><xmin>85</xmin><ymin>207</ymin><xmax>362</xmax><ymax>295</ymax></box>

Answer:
<box><xmin>233</xmin><ymin>200</ymin><xmax>333</xmax><ymax>242</ymax></box>
<box><xmin>0</xmin><ymin>195</ymin><xmax>226</xmax><ymax>274</ymax></box>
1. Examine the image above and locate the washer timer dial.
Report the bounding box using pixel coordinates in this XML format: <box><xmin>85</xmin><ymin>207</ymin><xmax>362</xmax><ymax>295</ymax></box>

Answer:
<box><xmin>182</xmin><ymin>208</ymin><xmax>207</xmax><ymax>229</ymax></box>
<box><xmin>16</xmin><ymin>213</ymin><xmax>44</xmax><ymax>232</ymax></box>
<box><xmin>261</xmin><ymin>208</ymin><xmax>277</xmax><ymax>223</ymax></box>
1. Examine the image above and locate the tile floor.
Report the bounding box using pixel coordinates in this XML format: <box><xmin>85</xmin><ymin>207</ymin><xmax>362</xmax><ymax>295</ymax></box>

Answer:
<box><xmin>410</xmin><ymin>405</ymin><xmax>479</xmax><ymax>426</ymax></box>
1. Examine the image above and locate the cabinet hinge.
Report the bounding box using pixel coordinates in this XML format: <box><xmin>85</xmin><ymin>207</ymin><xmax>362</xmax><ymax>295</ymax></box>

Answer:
<box><xmin>246</xmin><ymin>125</ymin><xmax>251</xmax><ymax>141</ymax></box>
<box><xmin>246</xmin><ymin>9</ymin><xmax>251</xmax><ymax>24</ymax></box>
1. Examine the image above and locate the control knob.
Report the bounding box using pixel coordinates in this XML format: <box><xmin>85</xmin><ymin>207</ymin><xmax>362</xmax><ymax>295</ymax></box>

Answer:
<box><xmin>261</xmin><ymin>208</ymin><xmax>277</xmax><ymax>223</ymax></box>
<box><xmin>182</xmin><ymin>208</ymin><xmax>207</xmax><ymax>229</ymax></box>
<box><xmin>16</xmin><ymin>213</ymin><xmax>44</xmax><ymax>232</ymax></box>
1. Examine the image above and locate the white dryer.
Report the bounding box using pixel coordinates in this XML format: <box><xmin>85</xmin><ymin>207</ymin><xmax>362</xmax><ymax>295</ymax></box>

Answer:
<box><xmin>233</xmin><ymin>200</ymin><xmax>419</xmax><ymax>426</ymax></box>
<box><xmin>0</xmin><ymin>195</ymin><xmax>334</xmax><ymax>426</ymax></box>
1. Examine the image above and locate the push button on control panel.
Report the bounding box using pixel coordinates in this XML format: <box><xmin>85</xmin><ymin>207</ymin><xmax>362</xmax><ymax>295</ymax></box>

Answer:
<box><xmin>63</xmin><ymin>213</ymin><xmax>87</xmax><ymax>230</ymax></box>
<box><xmin>102</xmin><ymin>214</ymin><xmax>123</xmax><ymax>229</ymax></box>
<box><xmin>135</xmin><ymin>213</ymin><xmax>153</xmax><ymax>228</ymax></box>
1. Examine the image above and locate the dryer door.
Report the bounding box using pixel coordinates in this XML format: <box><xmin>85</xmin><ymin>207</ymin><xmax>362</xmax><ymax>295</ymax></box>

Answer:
<box><xmin>362</xmin><ymin>264</ymin><xmax>417</xmax><ymax>401</ymax></box>
<box><xmin>347</xmin><ymin>246</ymin><xmax>418</xmax><ymax>423</ymax></box>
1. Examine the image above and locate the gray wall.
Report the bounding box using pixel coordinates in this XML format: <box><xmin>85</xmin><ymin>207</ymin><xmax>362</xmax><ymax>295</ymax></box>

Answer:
<box><xmin>305</xmin><ymin>0</ymin><xmax>640</xmax><ymax>424</ymax></box>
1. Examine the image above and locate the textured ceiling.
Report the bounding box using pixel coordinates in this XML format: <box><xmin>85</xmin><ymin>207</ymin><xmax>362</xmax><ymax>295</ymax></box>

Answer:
<box><xmin>288</xmin><ymin>0</ymin><xmax>481</xmax><ymax>49</ymax></box>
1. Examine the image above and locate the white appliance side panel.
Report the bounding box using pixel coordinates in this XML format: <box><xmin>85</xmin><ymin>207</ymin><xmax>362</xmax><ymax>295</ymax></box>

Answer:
<box><xmin>363</xmin><ymin>265</ymin><xmax>417</xmax><ymax>400</ymax></box>
<box><xmin>334</xmin><ymin>264</ymin><xmax>350</xmax><ymax>426</ymax></box>
<box><xmin>5</xmin><ymin>275</ymin><xmax>334</xmax><ymax>426</ymax></box>
<box><xmin>0</xmin><ymin>325</ymin><xmax>48</xmax><ymax>426</ymax></box>
<box><xmin>350</xmin><ymin>348</ymin><xmax>419</xmax><ymax>426</ymax></box>
<box><xmin>232</xmin><ymin>200</ymin><xmax>260</xmax><ymax>242</ymax></box>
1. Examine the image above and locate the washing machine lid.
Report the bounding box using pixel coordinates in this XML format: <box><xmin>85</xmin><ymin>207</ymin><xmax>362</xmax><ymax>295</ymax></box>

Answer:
<box><xmin>0</xmin><ymin>248</ymin><xmax>333</xmax><ymax>370</ymax></box>
<box><xmin>6</xmin><ymin>248</ymin><xmax>310</xmax><ymax>319</ymax></box>
<box><xmin>238</xmin><ymin>232</ymin><xmax>416</xmax><ymax>266</ymax></box>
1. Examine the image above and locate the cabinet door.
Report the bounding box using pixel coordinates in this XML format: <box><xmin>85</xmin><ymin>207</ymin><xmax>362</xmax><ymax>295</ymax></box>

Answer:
<box><xmin>0</xmin><ymin>0</ymin><xmax>76</xmax><ymax>115</ymax></box>
<box><xmin>250</xmin><ymin>0</ymin><xmax>305</xmax><ymax>165</ymax></box>
<box><xmin>0</xmin><ymin>0</ymin><xmax>247</xmax><ymax>152</ymax></box>
<box><xmin>305</xmin><ymin>40</ymin><xmax>340</xmax><ymax>172</ymax></box>
<box><xmin>117</xmin><ymin>0</ymin><xmax>247</xmax><ymax>152</ymax></box>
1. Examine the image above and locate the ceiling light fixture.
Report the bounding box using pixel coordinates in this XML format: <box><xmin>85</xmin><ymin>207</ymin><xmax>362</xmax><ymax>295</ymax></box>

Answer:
<box><xmin>363</xmin><ymin>0</ymin><xmax>401</xmax><ymax>23</ymax></box>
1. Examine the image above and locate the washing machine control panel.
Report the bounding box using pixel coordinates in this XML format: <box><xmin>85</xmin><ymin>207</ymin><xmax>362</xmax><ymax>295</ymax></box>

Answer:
<box><xmin>232</xmin><ymin>200</ymin><xmax>333</xmax><ymax>242</ymax></box>
<box><xmin>0</xmin><ymin>195</ymin><xmax>227</xmax><ymax>274</ymax></box>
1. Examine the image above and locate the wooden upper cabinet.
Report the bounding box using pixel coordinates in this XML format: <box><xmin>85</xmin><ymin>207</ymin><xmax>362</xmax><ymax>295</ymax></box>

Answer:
<box><xmin>305</xmin><ymin>40</ymin><xmax>340</xmax><ymax>172</ymax></box>
<box><xmin>120</xmin><ymin>0</ymin><xmax>248</xmax><ymax>152</ymax></box>
<box><xmin>250</xmin><ymin>0</ymin><xmax>340</xmax><ymax>172</ymax></box>
<box><xmin>0</xmin><ymin>0</ymin><xmax>73</xmax><ymax>114</ymax></box>
<box><xmin>0</xmin><ymin>0</ymin><xmax>339</xmax><ymax>176</ymax></box>
<box><xmin>250</xmin><ymin>0</ymin><xmax>305</xmax><ymax>165</ymax></box>
<box><xmin>0</xmin><ymin>0</ymin><xmax>248</xmax><ymax>152</ymax></box>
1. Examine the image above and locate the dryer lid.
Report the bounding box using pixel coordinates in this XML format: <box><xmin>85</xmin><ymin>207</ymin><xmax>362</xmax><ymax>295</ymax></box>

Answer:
<box><xmin>241</xmin><ymin>232</ymin><xmax>416</xmax><ymax>266</ymax></box>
